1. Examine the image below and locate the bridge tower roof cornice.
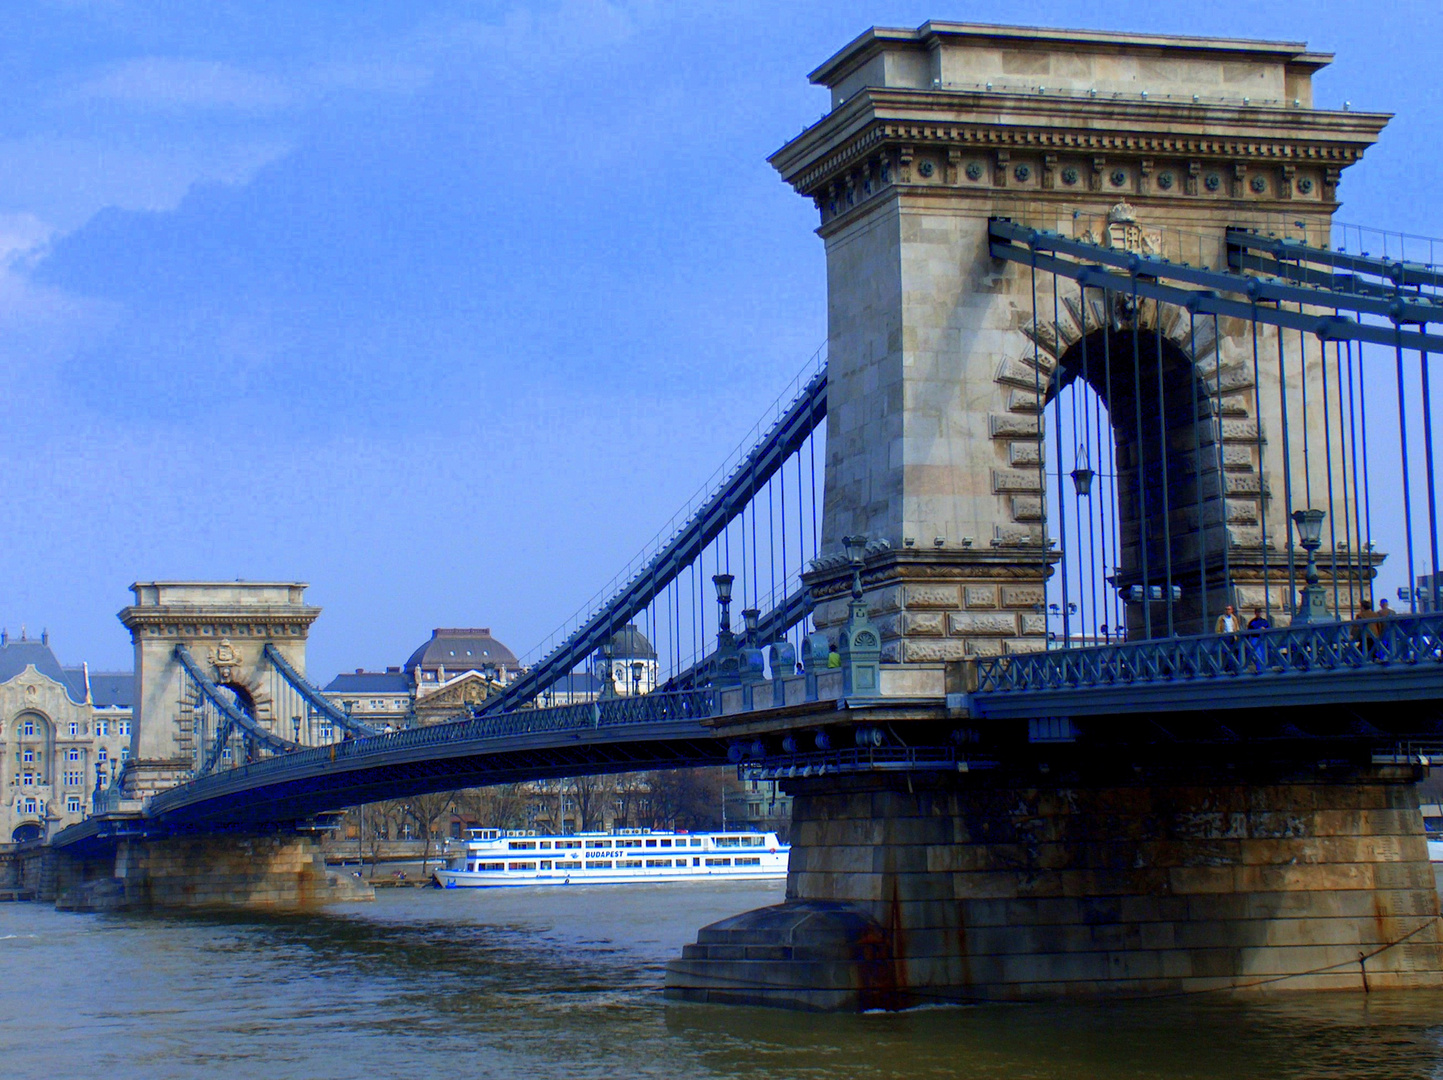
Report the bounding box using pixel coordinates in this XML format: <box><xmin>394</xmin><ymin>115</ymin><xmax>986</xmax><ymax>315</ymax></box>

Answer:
<box><xmin>117</xmin><ymin>581</ymin><xmax>320</xmax><ymax>639</ymax></box>
<box><xmin>771</xmin><ymin>22</ymin><xmax>1388</xmax><ymax>219</ymax></box>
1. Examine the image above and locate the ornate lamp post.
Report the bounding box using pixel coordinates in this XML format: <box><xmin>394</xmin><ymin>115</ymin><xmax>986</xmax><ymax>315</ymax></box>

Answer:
<box><xmin>631</xmin><ymin>660</ymin><xmax>644</xmax><ymax>696</ymax></box>
<box><xmin>837</xmin><ymin>535</ymin><xmax>881</xmax><ymax>697</ymax></box>
<box><xmin>1070</xmin><ymin>443</ymin><xmax>1095</xmax><ymax>497</ymax></box>
<box><xmin>1290</xmin><ymin>508</ymin><xmax>1332</xmax><ymax>624</ymax></box>
<box><xmin>599</xmin><ymin>641</ymin><xmax>617</xmax><ymax>699</ymax></box>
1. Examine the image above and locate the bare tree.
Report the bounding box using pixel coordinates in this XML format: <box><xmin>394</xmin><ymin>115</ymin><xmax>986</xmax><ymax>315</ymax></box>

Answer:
<box><xmin>402</xmin><ymin>791</ymin><xmax>457</xmax><ymax>875</ymax></box>
<box><xmin>568</xmin><ymin>773</ymin><xmax>612</xmax><ymax>832</ymax></box>
<box><xmin>646</xmin><ymin>767</ymin><xmax>740</xmax><ymax>831</ymax></box>
<box><xmin>610</xmin><ymin>772</ymin><xmax>649</xmax><ymax>829</ymax></box>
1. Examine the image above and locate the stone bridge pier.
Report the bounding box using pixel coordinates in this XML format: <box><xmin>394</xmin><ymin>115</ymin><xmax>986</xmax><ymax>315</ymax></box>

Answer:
<box><xmin>45</xmin><ymin>581</ymin><xmax>372</xmax><ymax>912</ymax></box>
<box><xmin>665</xmin><ymin>23</ymin><xmax>1443</xmax><ymax>1006</ymax></box>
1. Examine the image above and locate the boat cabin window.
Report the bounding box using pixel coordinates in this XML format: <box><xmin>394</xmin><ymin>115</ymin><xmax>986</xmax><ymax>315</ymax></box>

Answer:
<box><xmin>736</xmin><ymin>857</ymin><xmax>762</xmax><ymax>866</ymax></box>
<box><xmin>556</xmin><ymin>840</ymin><xmax>582</xmax><ymax>849</ymax></box>
<box><xmin>540</xmin><ymin>841</ymin><xmax>552</xmax><ymax>849</ymax></box>
<box><xmin>585</xmin><ymin>840</ymin><xmax>611</xmax><ymax>849</ymax></box>
<box><xmin>659</xmin><ymin>839</ymin><xmax>672</xmax><ymax>848</ymax></box>
<box><xmin>508</xmin><ymin>862</ymin><xmax>537</xmax><ymax>871</ymax></box>
<box><xmin>479</xmin><ymin>862</ymin><xmax>504</xmax><ymax>871</ymax></box>
<box><xmin>645</xmin><ymin>839</ymin><xmax>657</xmax><ymax>848</ymax></box>
<box><xmin>646</xmin><ymin>859</ymin><xmax>670</xmax><ymax>867</ymax></box>
<box><xmin>689</xmin><ymin>838</ymin><xmax>703</xmax><ymax>847</ymax></box>
<box><xmin>715</xmin><ymin>837</ymin><xmax>740</xmax><ymax>848</ymax></box>
<box><xmin>705</xmin><ymin>857</ymin><xmax>731</xmax><ymax>866</ymax></box>
<box><xmin>589</xmin><ymin>860</ymin><xmax>612</xmax><ymax>868</ymax></box>
<box><xmin>618</xmin><ymin>859</ymin><xmax>643</xmax><ymax>868</ymax></box>
<box><xmin>540</xmin><ymin>861</ymin><xmax>552</xmax><ymax>870</ymax></box>
<box><xmin>508</xmin><ymin>841</ymin><xmax>537</xmax><ymax>850</ymax></box>
<box><xmin>556</xmin><ymin>860</ymin><xmax>582</xmax><ymax>869</ymax></box>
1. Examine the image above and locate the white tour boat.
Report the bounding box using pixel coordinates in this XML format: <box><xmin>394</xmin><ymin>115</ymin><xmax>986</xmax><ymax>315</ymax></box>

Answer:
<box><xmin>432</xmin><ymin>827</ymin><xmax>789</xmax><ymax>888</ymax></box>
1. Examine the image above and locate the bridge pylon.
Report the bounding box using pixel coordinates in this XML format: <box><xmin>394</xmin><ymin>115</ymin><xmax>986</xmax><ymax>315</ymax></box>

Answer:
<box><xmin>667</xmin><ymin>22</ymin><xmax>1443</xmax><ymax>1008</ymax></box>
<box><xmin>116</xmin><ymin>582</ymin><xmax>320</xmax><ymax>801</ymax></box>
<box><xmin>771</xmin><ymin>21</ymin><xmax>1385</xmax><ymax>655</ymax></box>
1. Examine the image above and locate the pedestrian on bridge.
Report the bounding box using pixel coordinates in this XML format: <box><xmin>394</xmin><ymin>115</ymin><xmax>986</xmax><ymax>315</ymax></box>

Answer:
<box><xmin>1247</xmin><ymin>608</ymin><xmax>1270</xmax><ymax>672</ymax></box>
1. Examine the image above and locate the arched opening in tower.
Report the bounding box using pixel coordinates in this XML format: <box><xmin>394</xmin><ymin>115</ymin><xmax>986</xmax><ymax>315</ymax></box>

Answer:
<box><xmin>1043</xmin><ymin>325</ymin><xmax>1227</xmax><ymax>641</ymax></box>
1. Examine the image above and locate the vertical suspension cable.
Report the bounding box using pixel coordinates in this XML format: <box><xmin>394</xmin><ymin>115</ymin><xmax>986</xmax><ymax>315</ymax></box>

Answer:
<box><xmin>1155</xmin><ymin>313</ymin><xmax>1175</xmax><ymax>636</ymax></box>
<box><xmin>1420</xmin><ymin>350</ymin><xmax>1440</xmax><ymax>610</ymax></box>
<box><xmin>780</xmin><ymin>453</ymin><xmax>789</xmax><ymax>639</ymax></box>
<box><xmin>1052</xmin><ymin>266</ymin><xmax>1071</xmax><ymax>645</ymax></box>
<box><xmin>796</xmin><ymin>450</ymin><xmax>806</xmax><ymax>652</ymax></box>
<box><xmin>1189</xmin><ymin>307</ymin><xmax>1208</xmax><ymax>632</ymax></box>
<box><xmin>809</xmin><ymin>427</ymin><xmax>819</xmax><ymax>558</ymax></box>
<box><xmin>1276</xmin><ymin>322</ymin><xmax>1298</xmax><ymax>618</ymax></box>
<box><xmin>1355</xmin><ymin>340</ymin><xmax>1376</xmax><ymax>606</ymax></box>
<box><xmin>1130</xmin><ymin>278</ymin><xmax>1153</xmax><ymax>639</ymax></box>
<box><xmin>1103</xmin><ymin>291</ymin><xmax>1124</xmax><ymax>639</ymax></box>
<box><xmin>1336</xmin><ymin>339</ymin><xmax>1359</xmax><ymax>616</ymax></box>
<box><xmin>1319</xmin><ymin>330</ymin><xmax>1341</xmax><ymax>618</ymax></box>
<box><xmin>1298</xmin><ymin>322</ymin><xmax>1312</xmax><ymax>507</ymax></box>
<box><xmin>1395</xmin><ymin>331</ymin><xmax>1419</xmax><ymax>613</ymax></box>
<box><xmin>1213</xmin><ymin>312</ymin><xmax>1230</xmax><ymax>616</ymax></box>
<box><xmin>1030</xmin><ymin>256</ymin><xmax>1048</xmax><ymax>643</ymax></box>
<box><xmin>1250</xmin><ymin>311</ymin><xmax>1270</xmax><ymax>624</ymax></box>
<box><xmin>1081</xmin><ymin>282</ymin><xmax>1101</xmax><ymax>641</ymax></box>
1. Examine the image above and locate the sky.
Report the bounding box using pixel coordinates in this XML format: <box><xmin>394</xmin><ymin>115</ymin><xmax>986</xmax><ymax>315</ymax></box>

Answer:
<box><xmin>3</xmin><ymin>0</ymin><xmax>1441</xmax><ymax>680</ymax></box>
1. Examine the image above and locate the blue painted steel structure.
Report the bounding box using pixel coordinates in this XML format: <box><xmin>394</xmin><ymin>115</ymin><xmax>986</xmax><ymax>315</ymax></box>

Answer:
<box><xmin>970</xmin><ymin>612</ymin><xmax>1443</xmax><ymax>719</ymax></box>
<box><xmin>52</xmin><ymin>213</ymin><xmax>1443</xmax><ymax>847</ymax></box>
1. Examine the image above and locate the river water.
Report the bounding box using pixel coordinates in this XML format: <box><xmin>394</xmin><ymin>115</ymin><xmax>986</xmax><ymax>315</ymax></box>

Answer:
<box><xmin>2</xmin><ymin>882</ymin><xmax>1443</xmax><ymax>1079</ymax></box>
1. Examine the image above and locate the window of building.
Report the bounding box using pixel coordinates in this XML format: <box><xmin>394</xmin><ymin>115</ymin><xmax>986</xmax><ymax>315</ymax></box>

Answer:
<box><xmin>22</xmin><ymin>773</ymin><xmax>34</xmax><ymax>786</ymax></box>
<box><xmin>95</xmin><ymin>721</ymin><xmax>108</xmax><ymax>737</ymax></box>
<box><xmin>120</xmin><ymin>748</ymin><xmax>129</xmax><ymax>761</ymax></box>
<box><xmin>23</xmin><ymin>799</ymin><xmax>36</xmax><ymax>814</ymax></box>
<box><xmin>66</xmin><ymin>748</ymin><xmax>79</xmax><ymax>762</ymax></box>
<box><xmin>97</xmin><ymin>748</ymin><xmax>107</xmax><ymax>762</ymax></box>
<box><xmin>63</xmin><ymin>771</ymin><xmax>80</xmax><ymax>787</ymax></box>
<box><xmin>118</xmin><ymin>721</ymin><xmax>131</xmax><ymax>737</ymax></box>
<box><xmin>221</xmin><ymin>748</ymin><xmax>233</xmax><ymax>762</ymax></box>
<box><xmin>22</xmin><ymin>749</ymin><xmax>33</xmax><ymax>763</ymax></box>
<box><xmin>66</xmin><ymin>796</ymin><xmax>81</xmax><ymax>814</ymax></box>
<box><xmin>68</xmin><ymin>723</ymin><xmax>78</xmax><ymax>737</ymax></box>
<box><xmin>23</xmin><ymin>720</ymin><xmax>34</xmax><ymax>737</ymax></box>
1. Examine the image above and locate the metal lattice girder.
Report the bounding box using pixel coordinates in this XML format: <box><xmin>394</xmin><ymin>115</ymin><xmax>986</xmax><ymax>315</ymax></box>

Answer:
<box><xmin>1226</xmin><ymin>230</ymin><xmax>1443</xmax><ymax>296</ymax></box>
<box><xmin>480</xmin><ymin>367</ymin><xmax>827</xmax><ymax>715</ymax></box>
<box><xmin>143</xmin><ymin>689</ymin><xmax>719</xmax><ymax>827</ymax></box>
<box><xmin>969</xmin><ymin>613</ymin><xmax>1443</xmax><ymax>719</ymax></box>
<box><xmin>174</xmin><ymin>645</ymin><xmax>299</xmax><ymax>766</ymax></box>
<box><xmin>262</xmin><ymin>643</ymin><xmax>380</xmax><ymax>736</ymax></box>
<box><xmin>988</xmin><ymin>219</ymin><xmax>1443</xmax><ymax>352</ymax></box>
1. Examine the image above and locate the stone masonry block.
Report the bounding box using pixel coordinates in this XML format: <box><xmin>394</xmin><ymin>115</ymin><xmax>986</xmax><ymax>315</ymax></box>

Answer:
<box><xmin>990</xmin><ymin>413</ymin><xmax>1044</xmax><ymax>439</ymax></box>
<box><xmin>903</xmin><ymin>639</ymin><xmax>969</xmax><ymax>662</ymax></box>
<box><xmin>903</xmin><ymin>584</ymin><xmax>961</xmax><ymax>609</ymax></box>
<box><xmin>1001</xmin><ymin>585</ymin><xmax>1046</xmax><ymax>608</ymax></box>
<box><xmin>948</xmin><ymin>612</ymin><xmax>1019</xmax><ymax>636</ymax></box>
<box><xmin>965</xmin><ymin>586</ymin><xmax>998</xmax><ymax>609</ymax></box>
<box><xmin>1011</xmin><ymin>495</ymin><xmax>1044</xmax><ymax>521</ymax></box>
<box><xmin>902</xmin><ymin>612</ymin><xmax>946</xmax><ymax>637</ymax></box>
<box><xmin>993</xmin><ymin>469</ymin><xmax>1044</xmax><ymax>494</ymax></box>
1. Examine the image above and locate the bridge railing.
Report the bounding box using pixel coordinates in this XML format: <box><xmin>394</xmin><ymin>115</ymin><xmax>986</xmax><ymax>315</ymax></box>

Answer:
<box><xmin>146</xmin><ymin>688</ymin><xmax>719</xmax><ymax>816</ymax></box>
<box><xmin>973</xmin><ymin>614</ymin><xmax>1443</xmax><ymax>695</ymax></box>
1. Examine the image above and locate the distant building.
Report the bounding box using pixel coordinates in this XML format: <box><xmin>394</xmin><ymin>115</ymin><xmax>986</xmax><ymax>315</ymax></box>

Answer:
<box><xmin>323</xmin><ymin>627</ymin><xmax>520</xmax><ymax>727</ymax></box>
<box><xmin>596</xmin><ymin>624</ymin><xmax>659</xmax><ymax>696</ymax></box>
<box><xmin>0</xmin><ymin>629</ymin><xmax>133</xmax><ymax>843</ymax></box>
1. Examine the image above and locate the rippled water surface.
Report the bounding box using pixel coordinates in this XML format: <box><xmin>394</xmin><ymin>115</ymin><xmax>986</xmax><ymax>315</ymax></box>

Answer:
<box><xmin>3</xmin><ymin>883</ymin><xmax>1443</xmax><ymax>1079</ymax></box>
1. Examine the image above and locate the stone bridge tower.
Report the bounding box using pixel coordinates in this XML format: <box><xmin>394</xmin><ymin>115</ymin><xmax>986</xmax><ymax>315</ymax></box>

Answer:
<box><xmin>771</xmin><ymin>23</ymin><xmax>1387</xmax><ymax>655</ymax></box>
<box><xmin>117</xmin><ymin>582</ymin><xmax>320</xmax><ymax>800</ymax></box>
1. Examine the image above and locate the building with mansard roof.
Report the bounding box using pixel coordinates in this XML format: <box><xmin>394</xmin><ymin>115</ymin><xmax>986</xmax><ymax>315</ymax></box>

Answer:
<box><xmin>0</xmin><ymin>629</ymin><xmax>132</xmax><ymax>843</ymax></box>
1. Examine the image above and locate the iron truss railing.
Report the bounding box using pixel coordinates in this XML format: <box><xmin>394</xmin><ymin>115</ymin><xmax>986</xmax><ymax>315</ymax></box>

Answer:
<box><xmin>971</xmin><ymin>613</ymin><xmax>1443</xmax><ymax>716</ymax></box>
<box><xmin>262</xmin><ymin>643</ymin><xmax>379</xmax><ymax>737</ymax></box>
<box><xmin>145</xmin><ymin>688</ymin><xmax>717</xmax><ymax>820</ymax></box>
<box><xmin>174</xmin><ymin>645</ymin><xmax>298</xmax><ymax>773</ymax></box>
<box><xmin>988</xmin><ymin>219</ymin><xmax>1443</xmax><ymax>349</ymax></box>
<box><xmin>480</xmin><ymin>365</ymin><xmax>827</xmax><ymax>716</ymax></box>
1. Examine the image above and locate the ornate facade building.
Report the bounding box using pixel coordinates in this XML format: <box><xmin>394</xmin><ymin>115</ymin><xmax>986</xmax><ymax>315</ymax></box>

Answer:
<box><xmin>0</xmin><ymin>630</ymin><xmax>132</xmax><ymax>842</ymax></box>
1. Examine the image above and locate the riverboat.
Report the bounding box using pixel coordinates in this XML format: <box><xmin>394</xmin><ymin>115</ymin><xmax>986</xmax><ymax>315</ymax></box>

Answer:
<box><xmin>432</xmin><ymin>827</ymin><xmax>789</xmax><ymax>888</ymax></box>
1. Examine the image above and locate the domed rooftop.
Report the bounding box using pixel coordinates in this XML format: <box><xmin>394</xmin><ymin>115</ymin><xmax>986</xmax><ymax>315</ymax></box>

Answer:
<box><xmin>405</xmin><ymin>628</ymin><xmax>519</xmax><ymax>674</ymax></box>
<box><xmin>599</xmin><ymin>623</ymin><xmax>656</xmax><ymax>661</ymax></box>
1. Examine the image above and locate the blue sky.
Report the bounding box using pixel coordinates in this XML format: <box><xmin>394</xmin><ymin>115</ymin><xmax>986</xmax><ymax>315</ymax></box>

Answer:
<box><xmin>3</xmin><ymin>0</ymin><xmax>1440</xmax><ymax>679</ymax></box>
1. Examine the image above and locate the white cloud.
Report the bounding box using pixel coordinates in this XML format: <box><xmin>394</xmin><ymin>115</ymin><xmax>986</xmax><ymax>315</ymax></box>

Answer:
<box><xmin>72</xmin><ymin>57</ymin><xmax>293</xmax><ymax>112</ymax></box>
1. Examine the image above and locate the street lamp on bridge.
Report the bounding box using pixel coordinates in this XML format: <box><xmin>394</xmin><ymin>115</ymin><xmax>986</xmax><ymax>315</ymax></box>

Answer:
<box><xmin>1290</xmin><ymin>508</ymin><xmax>1332</xmax><ymax>624</ymax></box>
